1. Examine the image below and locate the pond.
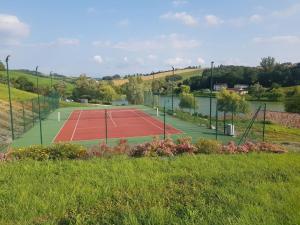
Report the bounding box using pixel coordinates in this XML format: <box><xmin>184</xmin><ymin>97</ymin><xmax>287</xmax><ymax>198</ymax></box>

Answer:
<box><xmin>113</xmin><ymin>96</ymin><xmax>285</xmax><ymax>115</ymax></box>
<box><xmin>158</xmin><ymin>96</ymin><xmax>285</xmax><ymax>115</ymax></box>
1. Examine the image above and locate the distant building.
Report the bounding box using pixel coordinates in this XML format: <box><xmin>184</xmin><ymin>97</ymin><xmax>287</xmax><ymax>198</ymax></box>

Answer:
<box><xmin>227</xmin><ymin>88</ymin><xmax>248</xmax><ymax>95</ymax></box>
<box><xmin>213</xmin><ymin>83</ymin><xmax>228</xmax><ymax>91</ymax></box>
<box><xmin>234</xmin><ymin>84</ymin><xmax>249</xmax><ymax>90</ymax></box>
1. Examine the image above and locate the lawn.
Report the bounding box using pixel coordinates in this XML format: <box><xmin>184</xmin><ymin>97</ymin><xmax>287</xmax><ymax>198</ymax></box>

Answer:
<box><xmin>0</xmin><ymin>83</ymin><xmax>37</xmax><ymax>101</ymax></box>
<box><xmin>0</xmin><ymin>70</ymin><xmax>74</xmax><ymax>94</ymax></box>
<box><xmin>0</xmin><ymin>153</ymin><xmax>299</xmax><ymax>224</ymax></box>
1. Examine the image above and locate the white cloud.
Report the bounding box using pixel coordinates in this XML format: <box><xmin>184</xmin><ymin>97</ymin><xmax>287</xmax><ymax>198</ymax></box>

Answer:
<box><xmin>93</xmin><ymin>33</ymin><xmax>200</xmax><ymax>52</ymax></box>
<box><xmin>92</xmin><ymin>40</ymin><xmax>112</xmax><ymax>47</ymax></box>
<box><xmin>0</xmin><ymin>14</ymin><xmax>30</xmax><ymax>44</ymax></box>
<box><xmin>165</xmin><ymin>57</ymin><xmax>192</xmax><ymax>67</ymax></box>
<box><xmin>205</xmin><ymin>14</ymin><xmax>224</xmax><ymax>26</ymax></box>
<box><xmin>123</xmin><ymin>56</ymin><xmax>128</xmax><ymax>62</ymax></box>
<box><xmin>161</xmin><ymin>12</ymin><xmax>198</xmax><ymax>26</ymax></box>
<box><xmin>57</xmin><ymin>38</ymin><xmax>80</xmax><ymax>46</ymax></box>
<box><xmin>148</xmin><ymin>54</ymin><xmax>157</xmax><ymax>60</ymax></box>
<box><xmin>93</xmin><ymin>55</ymin><xmax>103</xmax><ymax>64</ymax></box>
<box><xmin>249</xmin><ymin>14</ymin><xmax>262</xmax><ymax>23</ymax></box>
<box><xmin>117</xmin><ymin>19</ymin><xmax>130</xmax><ymax>27</ymax></box>
<box><xmin>272</xmin><ymin>3</ymin><xmax>300</xmax><ymax>17</ymax></box>
<box><xmin>172</xmin><ymin>0</ymin><xmax>188</xmax><ymax>6</ymax></box>
<box><xmin>253</xmin><ymin>35</ymin><xmax>300</xmax><ymax>44</ymax></box>
<box><xmin>197</xmin><ymin>57</ymin><xmax>205</xmax><ymax>65</ymax></box>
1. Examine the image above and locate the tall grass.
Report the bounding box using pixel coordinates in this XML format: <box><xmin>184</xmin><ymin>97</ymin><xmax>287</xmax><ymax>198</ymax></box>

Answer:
<box><xmin>0</xmin><ymin>153</ymin><xmax>299</xmax><ymax>224</ymax></box>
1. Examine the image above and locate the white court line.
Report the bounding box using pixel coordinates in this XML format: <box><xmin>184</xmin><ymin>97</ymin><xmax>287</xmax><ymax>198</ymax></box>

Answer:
<box><xmin>52</xmin><ymin>110</ymin><xmax>73</xmax><ymax>143</ymax></box>
<box><xmin>131</xmin><ymin>109</ymin><xmax>164</xmax><ymax>131</ymax></box>
<box><xmin>70</xmin><ymin>110</ymin><xmax>82</xmax><ymax>141</ymax></box>
<box><xmin>108</xmin><ymin>111</ymin><xmax>117</xmax><ymax>127</ymax></box>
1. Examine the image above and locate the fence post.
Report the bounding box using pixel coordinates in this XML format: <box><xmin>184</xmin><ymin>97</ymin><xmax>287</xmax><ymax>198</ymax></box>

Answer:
<box><xmin>262</xmin><ymin>103</ymin><xmax>267</xmax><ymax>142</ymax></box>
<box><xmin>105</xmin><ymin>109</ymin><xmax>108</xmax><ymax>144</ymax></box>
<box><xmin>31</xmin><ymin>99</ymin><xmax>35</xmax><ymax>126</ymax></box>
<box><xmin>193</xmin><ymin>95</ymin><xmax>196</xmax><ymax>118</ymax></box>
<box><xmin>22</xmin><ymin>102</ymin><xmax>26</xmax><ymax>132</ymax></box>
<box><xmin>36</xmin><ymin>67</ymin><xmax>43</xmax><ymax>145</ymax></box>
<box><xmin>163</xmin><ymin>105</ymin><xmax>166</xmax><ymax>140</ymax></box>
<box><xmin>224</xmin><ymin>111</ymin><xmax>226</xmax><ymax>134</ymax></box>
<box><xmin>215</xmin><ymin>101</ymin><xmax>218</xmax><ymax>140</ymax></box>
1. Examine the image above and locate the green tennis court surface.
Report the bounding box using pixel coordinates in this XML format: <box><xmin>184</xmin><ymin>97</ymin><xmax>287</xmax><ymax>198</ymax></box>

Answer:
<box><xmin>12</xmin><ymin>105</ymin><xmax>236</xmax><ymax>148</ymax></box>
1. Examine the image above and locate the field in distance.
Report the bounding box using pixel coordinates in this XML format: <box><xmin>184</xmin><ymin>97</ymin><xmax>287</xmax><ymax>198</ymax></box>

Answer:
<box><xmin>112</xmin><ymin>68</ymin><xmax>202</xmax><ymax>86</ymax></box>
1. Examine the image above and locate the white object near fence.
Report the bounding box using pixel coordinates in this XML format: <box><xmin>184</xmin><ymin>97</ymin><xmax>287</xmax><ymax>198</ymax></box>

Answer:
<box><xmin>156</xmin><ymin>107</ymin><xmax>159</xmax><ymax>117</ymax></box>
<box><xmin>58</xmin><ymin>112</ymin><xmax>61</xmax><ymax>122</ymax></box>
<box><xmin>226</xmin><ymin>124</ymin><xmax>235</xmax><ymax>136</ymax></box>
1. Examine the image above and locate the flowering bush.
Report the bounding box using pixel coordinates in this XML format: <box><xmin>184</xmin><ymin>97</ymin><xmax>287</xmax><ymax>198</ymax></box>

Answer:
<box><xmin>0</xmin><ymin>152</ymin><xmax>7</xmax><ymax>161</ymax></box>
<box><xmin>129</xmin><ymin>137</ymin><xmax>177</xmax><ymax>157</ymax></box>
<box><xmin>88</xmin><ymin>139</ymin><xmax>131</xmax><ymax>157</ymax></box>
<box><xmin>175</xmin><ymin>137</ymin><xmax>196</xmax><ymax>155</ymax></box>
<box><xmin>195</xmin><ymin>139</ymin><xmax>221</xmax><ymax>154</ymax></box>
<box><xmin>220</xmin><ymin>141</ymin><xmax>287</xmax><ymax>154</ymax></box>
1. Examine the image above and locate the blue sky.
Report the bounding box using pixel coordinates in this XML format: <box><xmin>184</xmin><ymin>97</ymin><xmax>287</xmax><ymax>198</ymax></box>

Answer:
<box><xmin>0</xmin><ymin>0</ymin><xmax>300</xmax><ymax>77</ymax></box>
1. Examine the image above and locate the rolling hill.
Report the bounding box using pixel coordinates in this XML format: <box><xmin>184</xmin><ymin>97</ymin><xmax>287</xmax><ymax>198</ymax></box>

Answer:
<box><xmin>112</xmin><ymin>68</ymin><xmax>202</xmax><ymax>86</ymax></box>
<box><xmin>0</xmin><ymin>70</ymin><xmax>74</xmax><ymax>94</ymax></box>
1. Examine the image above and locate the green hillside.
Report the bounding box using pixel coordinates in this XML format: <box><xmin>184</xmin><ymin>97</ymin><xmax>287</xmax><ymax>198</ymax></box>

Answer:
<box><xmin>0</xmin><ymin>70</ymin><xmax>74</xmax><ymax>93</ymax></box>
<box><xmin>0</xmin><ymin>83</ymin><xmax>37</xmax><ymax>101</ymax></box>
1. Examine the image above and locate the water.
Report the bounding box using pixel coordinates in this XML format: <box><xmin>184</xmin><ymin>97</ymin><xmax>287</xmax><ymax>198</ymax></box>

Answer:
<box><xmin>157</xmin><ymin>96</ymin><xmax>285</xmax><ymax>115</ymax></box>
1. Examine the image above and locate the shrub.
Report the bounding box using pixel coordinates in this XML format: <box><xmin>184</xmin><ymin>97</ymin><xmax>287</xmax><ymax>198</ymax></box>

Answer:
<box><xmin>8</xmin><ymin>143</ymin><xmax>87</xmax><ymax>160</ymax></box>
<box><xmin>175</xmin><ymin>137</ymin><xmax>196</xmax><ymax>154</ymax></box>
<box><xmin>129</xmin><ymin>137</ymin><xmax>176</xmax><ymax>157</ymax></box>
<box><xmin>220</xmin><ymin>141</ymin><xmax>287</xmax><ymax>154</ymax></box>
<box><xmin>0</xmin><ymin>152</ymin><xmax>7</xmax><ymax>162</ymax></box>
<box><xmin>88</xmin><ymin>139</ymin><xmax>131</xmax><ymax>158</ymax></box>
<box><xmin>195</xmin><ymin>139</ymin><xmax>221</xmax><ymax>154</ymax></box>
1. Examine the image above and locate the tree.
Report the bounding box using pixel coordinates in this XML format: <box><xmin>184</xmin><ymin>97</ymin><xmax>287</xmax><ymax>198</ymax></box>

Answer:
<box><xmin>125</xmin><ymin>77</ymin><xmax>144</xmax><ymax>104</ymax></box>
<box><xmin>217</xmin><ymin>88</ymin><xmax>249</xmax><ymax>132</ymax></box>
<box><xmin>285</xmin><ymin>88</ymin><xmax>300</xmax><ymax>113</ymax></box>
<box><xmin>248</xmin><ymin>83</ymin><xmax>266</xmax><ymax>100</ymax></box>
<box><xmin>217</xmin><ymin>88</ymin><xmax>249</xmax><ymax>114</ymax></box>
<box><xmin>267</xmin><ymin>88</ymin><xmax>285</xmax><ymax>101</ymax></box>
<box><xmin>0</xmin><ymin>61</ymin><xmax>5</xmax><ymax>71</ymax></box>
<box><xmin>13</xmin><ymin>76</ymin><xmax>34</xmax><ymax>92</ymax></box>
<box><xmin>98</xmin><ymin>84</ymin><xmax>118</xmax><ymax>103</ymax></box>
<box><xmin>179</xmin><ymin>93</ymin><xmax>196</xmax><ymax>110</ymax></box>
<box><xmin>151</xmin><ymin>79</ymin><xmax>163</xmax><ymax>94</ymax></box>
<box><xmin>260</xmin><ymin>56</ymin><xmax>276</xmax><ymax>72</ymax></box>
<box><xmin>179</xmin><ymin>85</ymin><xmax>190</xmax><ymax>94</ymax></box>
<box><xmin>54</xmin><ymin>81</ymin><xmax>67</xmax><ymax>98</ymax></box>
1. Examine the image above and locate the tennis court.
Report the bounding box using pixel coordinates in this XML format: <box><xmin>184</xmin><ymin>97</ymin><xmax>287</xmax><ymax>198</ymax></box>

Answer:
<box><xmin>54</xmin><ymin>108</ymin><xmax>181</xmax><ymax>142</ymax></box>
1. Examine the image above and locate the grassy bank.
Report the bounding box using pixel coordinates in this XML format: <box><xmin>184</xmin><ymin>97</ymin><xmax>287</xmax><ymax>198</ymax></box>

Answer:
<box><xmin>0</xmin><ymin>83</ymin><xmax>37</xmax><ymax>101</ymax></box>
<box><xmin>0</xmin><ymin>153</ymin><xmax>299</xmax><ymax>224</ymax></box>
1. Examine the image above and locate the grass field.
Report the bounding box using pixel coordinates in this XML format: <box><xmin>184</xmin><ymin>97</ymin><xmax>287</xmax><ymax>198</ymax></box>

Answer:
<box><xmin>0</xmin><ymin>83</ymin><xmax>37</xmax><ymax>101</ymax></box>
<box><xmin>0</xmin><ymin>153</ymin><xmax>299</xmax><ymax>224</ymax></box>
<box><xmin>112</xmin><ymin>68</ymin><xmax>201</xmax><ymax>86</ymax></box>
<box><xmin>0</xmin><ymin>70</ymin><xmax>74</xmax><ymax>94</ymax></box>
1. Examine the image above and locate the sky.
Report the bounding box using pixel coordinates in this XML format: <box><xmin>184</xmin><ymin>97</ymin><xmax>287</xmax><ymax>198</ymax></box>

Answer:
<box><xmin>0</xmin><ymin>0</ymin><xmax>300</xmax><ymax>77</ymax></box>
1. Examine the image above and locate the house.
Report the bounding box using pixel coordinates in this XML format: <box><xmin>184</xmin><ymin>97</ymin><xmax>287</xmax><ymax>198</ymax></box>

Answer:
<box><xmin>234</xmin><ymin>84</ymin><xmax>249</xmax><ymax>90</ymax></box>
<box><xmin>213</xmin><ymin>83</ymin><xmax>228</xmax><ymax>91</ymax></box>
<box><xmin>227</xmin><ymin>88</ymin><xmax>248</xmax><ymax>95</ymax></box>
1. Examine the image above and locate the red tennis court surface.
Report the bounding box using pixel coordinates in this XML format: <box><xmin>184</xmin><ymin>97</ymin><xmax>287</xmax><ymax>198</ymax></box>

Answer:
<box><xmin>54</xmin><ymin>108</ymin><xmax>181</xmax><ymax>142</ymax></box>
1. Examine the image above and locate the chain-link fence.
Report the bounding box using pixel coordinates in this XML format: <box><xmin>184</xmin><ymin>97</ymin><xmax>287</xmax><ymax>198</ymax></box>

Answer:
<box><xmin>0</xmin><ymin>94</ymin><xmax>60</xmax><ymax>151</ymax></box>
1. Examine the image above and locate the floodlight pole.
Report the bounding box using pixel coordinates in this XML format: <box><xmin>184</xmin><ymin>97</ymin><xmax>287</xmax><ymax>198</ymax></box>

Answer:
<box><xmin>209</xmin><ymin>61</ymin><xmax>214</xmax><ymax>128</ymax></box>
<box><xmin>36</xmin><ymin>66</ymin><xmax>43</xmax><ymax>145</ymax></box>
<box><xmin>6</xmin><ymin>55</ymin><xmax>15</xmax><ymax>140</ymax></box>
<box><xmin>171</xmin><ymin>66</ymin><xmax>174</xmax><ymax>114</ymax></box>
<box><xmin>50</xmin><ymin>71</ymin><xmax>53</xmax><ymax>89</ymax></box>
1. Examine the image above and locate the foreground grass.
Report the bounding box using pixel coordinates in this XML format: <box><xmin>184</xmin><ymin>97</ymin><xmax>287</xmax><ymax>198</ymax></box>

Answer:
<box><xmin>0</xmin><ymin>154</ymin><xmax>299</xmax><ymax>224</ymax></box>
